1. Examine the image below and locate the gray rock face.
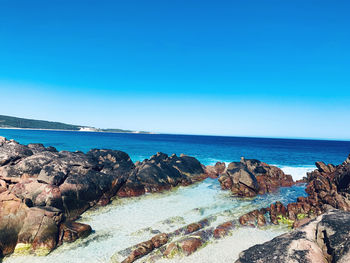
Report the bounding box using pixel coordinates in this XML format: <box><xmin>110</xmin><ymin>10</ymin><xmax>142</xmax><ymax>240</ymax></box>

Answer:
<box><xmin>316</xmin><ymin>211</ymin><xmax>350</xmax><ymax>263</ymax></box>
<box><xmin>235</xmin><ymin>210</ymin><xmax>350</xmax><ymax>263</ymax></box>
<box><xmin>0</xmin><ymin>139</ymin><xmax>136</xmax><ymax>220</ymax></box>
<box><xmin>117</xmin><ymin>152</ymin><xmax>205</xmax><ymax>197</ymax></box>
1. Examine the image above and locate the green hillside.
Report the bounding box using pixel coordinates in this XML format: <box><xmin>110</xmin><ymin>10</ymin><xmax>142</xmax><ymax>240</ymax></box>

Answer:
<box><xmin>0</xmin><ymin>115</ymin><xmax>82</xmax><ymax>130</ymax></box>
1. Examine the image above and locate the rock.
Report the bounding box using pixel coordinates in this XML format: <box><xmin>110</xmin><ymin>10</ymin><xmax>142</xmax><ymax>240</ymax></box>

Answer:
<box><xmin>0</xmin><ymin>139</ymin><xmax>33</xmax><ymax>168</ymax></box>
<box><xmin>0</xmin><ymin>191</ymin><xmax>63</xmax><ymax>256</ymax></box>
<box><xmin>235</xmin><ymin>210</ymin><xmax>350</xmax><ymax>263</ymax></box>
<box><xmin>185</xmin><ymin>223</ymin><xmax>202</xmax><ymax>234</ymax></box>
<box><xmin>315</xmin><ymin>161</ymin><xmax>331</xmax><ymax>173</ymax></box>
<box><xmin>151</xmin><ymin>233</ymin><xmax>168</xmax><ymax>248</ymax></box>
<box><xmin>163</xmin><ymin>242</ymin><xmax>180</xmax><ymax>258</ymax></box>
<box><xmin>114</xmin><ymin>233</ymin><xmax>168</xmax><ymax>263</ymax></box>
<box><xmin>0</xmin><ymin>140</ymin><xmax>135</xmax><ymax>220</ymax></box>
<box><xmin>0</xmin><ymin>138</ymin><xmax>211</xmax><ymax>258</ymax></box>
<box><xmin>213</xmin><ymin>221</ymin><xmax>234</xmax><ymax>239</ymax></box>
<box><xmin>219</xmin><ymin>157</ymin><xmax>294</xmax><ymax>197</ymax></box>
<box><xmin>0</xmin><ymin>192</ymin><xmax>27</xmax><ymax>256</ymax></box>
<box><xmin>239</xmin><ymin>154</ymin><xmax>350</xmax><ymax>229</ymax></box>
<box><xmin>205</xmin><ymin>162</ymin><xmax>226</xmax><ymax>178</ymax></box>
<box><xmin>58</xmin><ymin>221</ymin><xmax>92</xmax><ymax>244</ymax></box>
<box><xmin>122</xmin><ymin>240</ymin><xmax>154</xmax><ymax>263</ymax></box>
<box><xmin>178</xmin><ymin>237</ymin><xmax>203</xmax><ymax>256</ymax></box>
<box><xmin>0</xmin><ymin>179</ymin><xmax>7</xmax><ymax>188</ymax></box>
<box><xmin>118</xmin><ymin>152</ymin><xmax>206</xmax><ymax>197</ymax></box>
<box><xmin>293</xmin><ymin>217</ymin><xmax>312</xmax><ymax>228</ymax></box>
<box><xmin>239</xmin><ymin>209</ymin><xmax>267</xmax><ymax>227</ymax></box>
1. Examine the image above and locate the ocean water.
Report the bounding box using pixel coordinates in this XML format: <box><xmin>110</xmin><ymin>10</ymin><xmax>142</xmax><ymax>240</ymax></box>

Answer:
<box><xmin>1</xmin><ymin>129</ymin><xmax>350</xmax><ymax>168</ymax></box>
<box><xmin>1</xmin><ymin>129</ymin><xmax>350</xmax><ymax>262</ymax></box>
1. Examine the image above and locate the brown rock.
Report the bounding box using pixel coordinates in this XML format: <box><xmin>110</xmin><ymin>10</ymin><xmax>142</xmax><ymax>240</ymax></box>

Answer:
<box><xmin>293</xmin><ymin>217</ymin><xmax>312</xmax><ymax>228</ymax></box>
<box><xmin>59</xmin><ymin>221</ymin><xmax>92</xmax><ymax>244</ymax></box>
<box><xmin>179</xmin><ymin>237</ymin><xmax>202</xmax><ymax>256</ymax></box>
<box><xmin>220</xmin><ymin>158</ymin><xmax>294</xmax><ymax>197</ymax></box>
<box><xmin>213</xmin><ymin>221</ymin><xmax>234</xmax><ymax>239</ymax></box>
<box><xmin>122</xmin><ymin>240</ymin><xmax>154</xmax><ymax>263</ymax></box>
<box><xmin>151</xmin><ymin>233</ymin><xmax>168</xmax><ymax>248</ymax></box>
<box><xmin>186</xmin><ymin>223</ymin><xmax>201</xmax><ymax>234</ymax></box>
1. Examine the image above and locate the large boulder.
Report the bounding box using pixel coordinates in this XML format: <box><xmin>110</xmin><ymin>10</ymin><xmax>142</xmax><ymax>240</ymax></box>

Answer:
<box><xmin>0</xmin><ymin>137</ymin><xmax>135</xmax><ymax>220</ymax></box>
<box><xmin>219</xmin><ymin>157</ymin><xmax>294</xmax><ymax>197</ymax></box>
<box><xmin>235</xmin><ymin>210</ymin><xmax>350</xmax><ymax>263</ymax></box>
<box><xmin>0</xmin><ymin>191</ymin><xmax>62</xmax><ymax>256</ymax></box>
<box><xmin>117</xmin><ymin>152</ymin><xmax>206</xmax><ymax>197</ymax></box>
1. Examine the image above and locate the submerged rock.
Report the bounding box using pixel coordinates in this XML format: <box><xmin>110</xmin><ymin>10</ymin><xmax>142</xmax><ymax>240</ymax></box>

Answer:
<box><xmin>58</xmin><ymin>221</ymin><xmax>92</xmax><ymax>244</ymax></box>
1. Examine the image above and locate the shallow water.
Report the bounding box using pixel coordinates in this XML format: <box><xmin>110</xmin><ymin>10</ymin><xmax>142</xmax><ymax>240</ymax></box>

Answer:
<box><xmin>4</xmin><ymin>178</ymin><xmax>307</xmax><ymax>263</ymax></box>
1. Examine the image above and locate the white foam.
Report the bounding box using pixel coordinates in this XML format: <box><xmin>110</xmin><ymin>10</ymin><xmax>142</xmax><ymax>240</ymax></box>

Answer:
<box><xmin>278</xmin><ymin>165</ymin><xmax>315</xmax><ymax>181</ymax></box>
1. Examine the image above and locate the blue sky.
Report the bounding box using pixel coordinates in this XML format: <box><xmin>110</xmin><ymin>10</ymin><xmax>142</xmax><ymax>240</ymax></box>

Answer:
<box><xmin>0</xmin><ymin>0</ymin><xmax>349</xmax><ymax>139</ymax></box>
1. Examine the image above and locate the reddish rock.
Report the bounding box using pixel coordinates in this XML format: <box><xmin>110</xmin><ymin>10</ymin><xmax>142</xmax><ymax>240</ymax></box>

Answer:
<box><xmin>179</xmin><ymin>237</ymin><xmax>202</xmax><ymax>256</ymax></box>
<box><xmin>219</xmin><ymin>157</ymin><xmax>294</xmax><ymax>197</ymax></box>
<box><xmin>151</xmin><ymin>233</ymin><xmax>168</xmax><ymax>248</ymax></box>
<box><xmin>0</xmin><ymin>179</ymin><xmax>6</xmax><ymax>188</ymax></box>
<box><xmin>58</xmin><ymin>221</ymin><xmax>92</xmax><ymax>244</ymax></box>
<box><xmin>122</xmin><ymin>240</ymin><xmax>154</xmax><ymax>263</ymax></box>
<box><xmin>163</xmin><ymin>242</ymin><xmax>179</xmax><ymax>258</ymax></box>
<box><xmin>218</xmin><ymin>175</ymin><xmax>233</xmax><ymax>190</ymax></box>
<box><xmin>293</xmin><ymin>217</ymin><xmax>312</xmax><ymax>228</ymax></box>
<box><xmin>239</xmin><ymin>209</ymin><xmax>267</xmax><ymax>227</ymax></box>
<box><xmin>0</xmin><ymin>191</ymin><xmax>63</xmax><ymax>256</ymax></box>
<box><xmin>185</xmin><ymin>223</ymin><xmax>201</xmax><ymax>234</ymax></box>
<box><xmin>205</xmin><ymin>162</ymin><xmax>226</xmax><ymax>178</ymax></box>
<box><xmin>213</xmin><ymin>221</ymin><xmax>234</xmax><ymax>238</ymax></box>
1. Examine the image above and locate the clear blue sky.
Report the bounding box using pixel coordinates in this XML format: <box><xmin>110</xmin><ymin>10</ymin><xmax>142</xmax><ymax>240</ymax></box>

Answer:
<box><xmin>0</xmin><ymin>0</ymin><xmax>349</xmax><ymax>139</ymax></box>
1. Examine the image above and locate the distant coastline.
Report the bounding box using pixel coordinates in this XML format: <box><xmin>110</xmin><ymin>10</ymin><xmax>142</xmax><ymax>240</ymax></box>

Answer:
<box><xmin>0</xmin><ymin>114</ymin><xmax>151</xmax><ymax>134</ymax></box>
<box><xmin>0</xmin><ymin>126</ymin><xmax>153</xmax><ymax>134</ymax></box>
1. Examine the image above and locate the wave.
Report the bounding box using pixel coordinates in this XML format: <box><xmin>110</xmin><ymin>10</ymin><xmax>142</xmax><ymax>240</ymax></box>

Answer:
<box><xmin>277</xmin><ymin>165</ymin><xmax>315</xmax><ymax>181</ymax></box>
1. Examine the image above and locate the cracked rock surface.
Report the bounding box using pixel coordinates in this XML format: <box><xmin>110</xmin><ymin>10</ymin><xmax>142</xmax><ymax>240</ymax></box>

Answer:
<box><xmin>0</xmin><ymin>137</ymin><xmax>206</xmax><ymax>257</ymax></box>
<box><xmin>235</xmin><ymin>209</ymin><xmax>350</xmax><ymax>263</ymax></box>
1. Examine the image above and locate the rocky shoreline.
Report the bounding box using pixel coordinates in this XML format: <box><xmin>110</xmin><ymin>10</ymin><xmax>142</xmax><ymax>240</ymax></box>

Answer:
<box><xmin>0</xmin><ymin>136</ymin><xmax>350</xmax><ymax>262</ymax></box>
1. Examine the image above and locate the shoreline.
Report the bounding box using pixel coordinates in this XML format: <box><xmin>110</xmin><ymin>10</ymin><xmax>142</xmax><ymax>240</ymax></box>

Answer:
<box><xmin>1</xmin><ymin>127</ymin><xmax>349</xmax><ymax>142</ymax></box>
<box><xmin>0</xmin><ymin>127</ymin><xmax>153</xmax><ymax>135</ymax></box>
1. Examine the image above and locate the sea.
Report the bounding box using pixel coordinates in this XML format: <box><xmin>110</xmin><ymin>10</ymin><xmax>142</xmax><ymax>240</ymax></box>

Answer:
<box><xmin>1</xmin><ymin>129</ymin><xmax>350</xmax><ymax>263</ymax></box>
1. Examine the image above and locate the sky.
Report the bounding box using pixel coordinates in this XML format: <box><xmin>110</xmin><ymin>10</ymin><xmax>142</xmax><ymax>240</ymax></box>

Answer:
<box><xmin>0</xmin><ymin>0</ymin><xmax>349</xmax><ymax>139</ymax></box>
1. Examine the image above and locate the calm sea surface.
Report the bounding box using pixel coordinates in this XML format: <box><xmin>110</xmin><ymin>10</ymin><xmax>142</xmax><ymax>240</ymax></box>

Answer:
<box><xmin>0</xmin><ymin>128</ymin><xmax>349</xmax><ymax>166</ymax></box>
